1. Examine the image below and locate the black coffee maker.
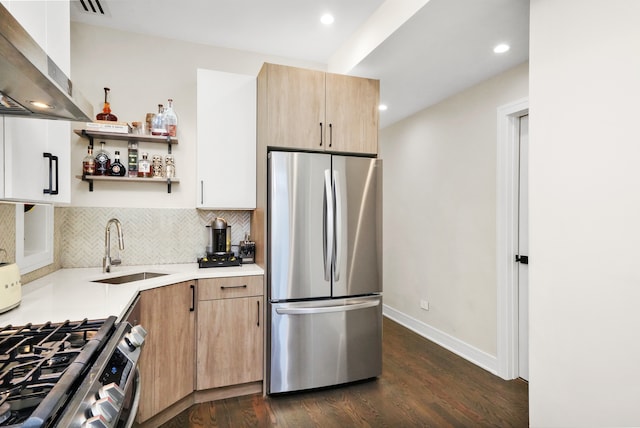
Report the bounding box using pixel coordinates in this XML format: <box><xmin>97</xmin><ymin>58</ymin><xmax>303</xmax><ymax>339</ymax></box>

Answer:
<box><xmin>206</xmin><ymin>217</ymin><xmax>228</xmax><ymax>255</ymax></box>
<box><xmin>200</xmin><ymin>217</ymin><xmax>241</xmax><ymax>268</ymax></box>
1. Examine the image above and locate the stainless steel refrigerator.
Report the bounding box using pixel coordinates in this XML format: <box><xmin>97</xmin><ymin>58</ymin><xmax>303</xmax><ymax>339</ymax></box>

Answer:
<box><xmin>267</xmin><ymin>150</ymin><xmax>383</xmax><ymax>394</ymax></box>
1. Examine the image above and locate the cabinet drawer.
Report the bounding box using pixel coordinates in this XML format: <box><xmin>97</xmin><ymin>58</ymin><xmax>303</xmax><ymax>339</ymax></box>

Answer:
<box><xmin>198</xmin><ymin>275</ymin><xmax>263</xmax><ymax>300</ymax></box>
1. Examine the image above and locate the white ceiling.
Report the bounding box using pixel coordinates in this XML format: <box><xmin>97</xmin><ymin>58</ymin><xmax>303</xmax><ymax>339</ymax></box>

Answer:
<box><xmin>71</xmin><ymin>0</ymin><xmax>529</xmax><ymax>128</ymax></box>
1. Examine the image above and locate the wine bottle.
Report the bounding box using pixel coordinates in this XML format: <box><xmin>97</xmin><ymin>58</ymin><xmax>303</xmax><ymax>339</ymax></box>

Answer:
<box><xmin>96</xmin><ymin>87</ymin><xmax>118</xmax><ymax>121</ymax></box>
<box><xmin>164</xmin><ymin>99</ymin><xmax>178</xmax><ymax>137</ymax></box>
<box><xmin>151</xmin><ymin>104</ymin><xmax>167</xmax><ymax>136</ymax></box>
<box><xmin>82</xmin><ymin>146</ymin><xmax>95</xmax><ymax>175</ymax></box>
<box><xmin>94</xmin><ymin>141</ymin><xmax>111</xmax><ymax>176</ymax></box>
<box><xmin>128</xmin><ymin>141</ymin><xmax>138</xmax><ymax>178</ymax></box>
<box><xmin>137</xmin><ymin>152</ymin><xmax>152</xmax><ymax>178</ymax></box>
<box><xmin>109</xmin><ymin>151</ymin><xmax>126</xmax><ymax>176</ymax></box>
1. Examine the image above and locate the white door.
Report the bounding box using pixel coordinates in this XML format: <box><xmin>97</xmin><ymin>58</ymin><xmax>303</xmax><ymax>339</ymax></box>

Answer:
<box><xmin>517</xmin><ymin>114</ymin><xmax>529</xmax><ymax>381</ymax></box>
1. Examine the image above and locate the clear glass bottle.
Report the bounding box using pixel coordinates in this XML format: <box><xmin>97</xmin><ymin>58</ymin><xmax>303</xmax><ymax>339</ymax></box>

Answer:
<box><xmin>137</xmin><ymin>152</ymin><xmax>152</xmax><ymax>178</ymax></box>
<box><xmin>164</xmin><ymin>99</ymin><xmax>178</xmax><ymax>137</ymax></box>
<box><xmin>96</xmin><ymin>87</ymin><xmax>118</xmax><ymax>121</ymax></box>
<box><xmin>82</xmin><ymin>145</ymin><xmax>95</xmax><ymax>176</ymax></box>
<box><xmin>109</xmin><ymin>151</ymin><xmax>126</xmax><ymax>176</ymax></box>
<box><xmin>127</xmin><ymin>141</ymin><xmax>138</xmax><ymax>178</ymax></box>
<box><xmin>94</xmin><ymin>141</ymin><xmax>111</xmax><ymax>176</ymax></box>
<box><xmin>151</xmin><ymin>104</ymin><xmax>167</xmax><ymax>136</ymax></box>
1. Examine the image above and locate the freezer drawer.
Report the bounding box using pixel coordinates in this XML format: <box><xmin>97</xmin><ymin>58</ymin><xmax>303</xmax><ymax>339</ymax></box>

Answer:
<box><xmin>268</xmin><ymin>295</ymin><xmax>382</xmax><ymax>394</ymax></box>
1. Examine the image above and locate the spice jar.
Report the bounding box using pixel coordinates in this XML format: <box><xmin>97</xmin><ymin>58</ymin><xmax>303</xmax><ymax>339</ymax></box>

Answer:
<box><xmin>165</xmin><ymin>155</ymin><xmax>175</xmax><ymax>178</ymax></box>
<box><xmin>152</xmin><ymin>154</ymin><xmax>164</xmax><ymax>178</ymax></box>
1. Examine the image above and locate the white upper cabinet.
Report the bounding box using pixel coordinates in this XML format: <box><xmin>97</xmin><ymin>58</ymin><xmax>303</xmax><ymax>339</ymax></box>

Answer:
<box><xmin>196</xmin><ymin>69</ymin><xmax>256</xmax><ymax>209</ymax></box>
<box><xmin>0</xmin><ymin>0</ymin><xmax>71</xmax><ymax>204</ymax></box>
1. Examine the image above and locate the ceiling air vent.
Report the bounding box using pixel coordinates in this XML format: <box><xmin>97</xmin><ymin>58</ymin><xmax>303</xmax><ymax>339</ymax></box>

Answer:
<box><xmin>75</xmin><ymin>0</ymin><xmax>110</xmax><ymax>16</ymax></box>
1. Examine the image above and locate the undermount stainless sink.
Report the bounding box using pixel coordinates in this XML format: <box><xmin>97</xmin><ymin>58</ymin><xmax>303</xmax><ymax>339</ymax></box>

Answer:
<box><xmin>92</xmin><ymin>271</ymin><xmax>168</xmax><ymax>285</ymax></box>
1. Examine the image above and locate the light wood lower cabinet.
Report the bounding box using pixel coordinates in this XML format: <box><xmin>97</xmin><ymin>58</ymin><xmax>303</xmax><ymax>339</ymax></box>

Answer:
<box><xmin>196</xmin><ymin>275</ymin><xmax>264</xmax><ymax>390</ymax></box>
<box><xmin>136</xmin><ymin>281</ymin><xmax>196</xmax><ymax>423</ymax></box>
<box><xmin>134</xmin><ymin>275</ymin><xmax>264</xmax><ymax>426</ymax></box>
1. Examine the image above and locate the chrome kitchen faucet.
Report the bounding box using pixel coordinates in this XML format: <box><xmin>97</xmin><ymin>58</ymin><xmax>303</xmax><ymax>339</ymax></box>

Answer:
<box><xmin>103</xmin><ymin>218</ymin><xmax>124</xmax><ymax>273</ymax></box>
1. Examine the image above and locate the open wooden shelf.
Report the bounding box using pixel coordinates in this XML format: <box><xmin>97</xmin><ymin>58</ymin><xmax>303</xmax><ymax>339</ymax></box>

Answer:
<box><xmin>74</xmin><ymin>129</ymin><xmax>178</xmax><ymax>145</ymax></box>
<box><xmin>75</xmin><ymin>128</ymin><xmax>178</xmax><ymax>193</ymax></box>
<box><xmin>75</xmin><ymin>175</ymin><xmax>179</xmax><ymax>192</ymax></box>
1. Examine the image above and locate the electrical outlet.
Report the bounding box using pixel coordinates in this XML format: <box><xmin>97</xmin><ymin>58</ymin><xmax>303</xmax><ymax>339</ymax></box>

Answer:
<box><xmin>420</xmin><ymin>300</ymin><xmax>429</xmax><ymax>311</ymax></box>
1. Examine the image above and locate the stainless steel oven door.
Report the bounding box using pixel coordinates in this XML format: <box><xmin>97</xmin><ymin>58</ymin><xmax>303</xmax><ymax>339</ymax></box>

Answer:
<box><xmin>121</xmin><ymin>369</ymin><xmax>141</xmax><ymax>428</ymax></box>
<box><xmin>55</xmin><ymin>322</ymin><xmax>147</xmax><ymax>427</ymax></box>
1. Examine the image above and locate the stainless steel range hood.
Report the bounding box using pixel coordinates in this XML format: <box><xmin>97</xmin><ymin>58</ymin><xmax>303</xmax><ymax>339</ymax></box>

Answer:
<box><xmin>0</xmin><ymin>4</ymin><xmax>93</xmax><ymax>121</ymax></box>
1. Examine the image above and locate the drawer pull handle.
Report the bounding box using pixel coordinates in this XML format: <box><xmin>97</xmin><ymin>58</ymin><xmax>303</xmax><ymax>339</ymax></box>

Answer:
<box><xmin>257</xmin><ymin>300</ymin><xmax>260</xmax><ymax>327</ymax></box>
<box><xmin>220</xmin><ymin>284</ymin><xmax>247</xmax><ymax>290</ymax></box>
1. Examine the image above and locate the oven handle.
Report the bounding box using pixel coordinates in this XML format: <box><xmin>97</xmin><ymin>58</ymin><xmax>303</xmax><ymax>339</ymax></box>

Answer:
<box><xmin>124</xmin><ymin>368</ymin><xmax>141</xmax><ymax>428</ymax></box>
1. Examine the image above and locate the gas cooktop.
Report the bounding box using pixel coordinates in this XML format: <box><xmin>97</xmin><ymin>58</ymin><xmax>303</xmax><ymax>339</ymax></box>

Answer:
<box><xmin>0</xmin><ymin>318</ymin><xmax>115</xmax><ymax>426</ymax></box>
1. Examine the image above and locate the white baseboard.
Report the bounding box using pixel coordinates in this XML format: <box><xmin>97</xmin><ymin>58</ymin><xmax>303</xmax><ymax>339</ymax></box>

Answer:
<box><xmin>383</xmin><ymin>304</ymin><xmax>498</xmax><ymax>375</ymax></box>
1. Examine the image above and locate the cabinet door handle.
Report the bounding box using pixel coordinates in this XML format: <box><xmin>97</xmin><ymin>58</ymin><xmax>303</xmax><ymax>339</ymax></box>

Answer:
<box><xmin>200</xmin><ymin>181</ymin><xmax>204</xmax><ymax>205</ymax></box>
<box><xmin>319</xmin><ymin>122</ymin><xmax>323</xmax><ymax>146</ymax></box>
<box><xmin>190</xmin><ymin>284</ymin><xmax>195</xmax><ymax>312</ymax></box>
<box><xmin>257</xmin><ymin>300</ymin><xmax>260</xmax><ymax>327</ymax></box>
<box><xmin>43</xmin><ymin>153</ymin><xmax>59</xmax><ymax>195</ymax></box>
<box><xmin>328</xmin><ymin>123</ymin><xmax>333</xmax><ymax>147</ymax></box>
<box><xmin>220</xmin><ymin>284</ymin><xmax>247</xmax><ymax>290</ymax></box>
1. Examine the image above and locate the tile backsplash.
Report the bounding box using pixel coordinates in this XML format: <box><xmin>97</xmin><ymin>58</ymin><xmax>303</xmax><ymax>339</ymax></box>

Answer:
<box><xmin>0</xmin><ymin>204</ymin><xmax>16</xmax><ymax>265</ymax></box>
<box><xmin>0</xmin><ymin>203</ymin><xmax>251</xmax><ymax>282</ymax></box>
<box><xmin>60</xmin><ymin>207</ymin><xmax>251</xmax><ymax>268</ymax></box>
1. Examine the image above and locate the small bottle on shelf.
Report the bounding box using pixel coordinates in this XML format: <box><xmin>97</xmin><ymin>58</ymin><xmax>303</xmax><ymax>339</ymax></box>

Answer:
<box><xmin>109</xmin><ymin>151</ymin><xmax>126</xmax><ymax>176</ymax></box>
<box><xmin>164</xmin><ymin>99</ymin><xmax>178</xmax><ymax>137</ymax></box>
<box><xmin>151</xmin><ymin>104</ymin><xmax>167</xmax><ymax>136</ymax></box>
<box><xmin>165</xmin><ymin>154</ymin><xmax>175</xmax><ymax>178</ymax></box>
<box><xmin>128</xmin><ymin>141</ymin><xmax>138</xmax><ymax>177</ymax></box>
<box><xmin>94</xmin><ymin>141</ymin><xmax>111</xmax><ymax>176</ymax></box>
<box><xmin>137</xmin><ymin>152</ymin><xmax>152</xmax><ymax>178</ymax></box>
<box><xmin>96</xmin><ymin>87</ymin><xmax>118</xmax><ymax>121</ymax></box>
<box><xmin>82</xmin><ymin>146</ymin><xmax>95</xmax><ymax>176</ymax></box>
<box><xmin>151</xmin><ymin>154</ymin><xmax>164</xmax><ymax>178</ymax></box>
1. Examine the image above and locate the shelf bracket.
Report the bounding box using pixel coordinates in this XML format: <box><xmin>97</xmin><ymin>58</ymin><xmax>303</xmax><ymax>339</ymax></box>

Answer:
<box><xmin>81</xmin><ymin>173</ymin><xmax>94</xmax><ymax>192</ymax></box>
<box><xmin>167</xmin><ymin>178</ymin><xmax>172</xmax><ymax>193</ymax></box>
<box><xmin>166</xmin><ymin>136</ymin><xmax>173</xmax><ymax>154</ymax></box>
<box><xmin>81</xmin><ymin>130</ymin><xmax>94</xmax><ymax>149</ymax></box>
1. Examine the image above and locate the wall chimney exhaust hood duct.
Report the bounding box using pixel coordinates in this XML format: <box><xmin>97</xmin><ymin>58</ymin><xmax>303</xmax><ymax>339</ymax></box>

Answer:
<box><xmin>0</xmin><ymin>4</ymin><xmax>93</xmax><ymax>121</ymax></box>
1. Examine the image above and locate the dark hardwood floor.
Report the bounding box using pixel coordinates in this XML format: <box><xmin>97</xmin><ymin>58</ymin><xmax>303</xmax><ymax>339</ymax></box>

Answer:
<box><xmin>160</xmin><ymin>318</ymin><xmax>528</xmax><ymax>427</ymax></box>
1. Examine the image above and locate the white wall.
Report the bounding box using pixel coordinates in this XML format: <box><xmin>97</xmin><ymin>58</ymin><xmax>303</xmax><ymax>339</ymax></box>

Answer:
<box><xmin>380</xmin><ymin>62</ymin><xmax>528</xmax><ymax>359</ymax></box>
<box><xmin>70</xmin><ymin>23</ymin><xmax>322</xmax><ymax>208</ymax></box>
<box><xmin>529</xmin><ymin>1</ymin><xmax>640</xmax><ymax>426</ymax></box>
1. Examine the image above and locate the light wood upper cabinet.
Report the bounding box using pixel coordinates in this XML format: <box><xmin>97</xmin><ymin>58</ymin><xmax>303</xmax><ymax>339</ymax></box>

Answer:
<box><xmin>258</xmin><ymin>63</ymin><xmax>379</xmax><ymax>155</ymax></box>
<box><xmin>196</xmin><ymin>275</ymin><xmax>263</xmax><ymax>390</ymax></box>
<box><xmin>325</xmin><ymin>72</ymin><xmax>379</xmax><ymax>154</ymax></box>
<box><xmin>137</xmin><ymin>281</ymin><xmax>195</xmax><ymax>423</ymax></box>
<box><xmin>260</xmin><ymin>63</ymin><xmax>325</xmax><ymax>151</ymax></box>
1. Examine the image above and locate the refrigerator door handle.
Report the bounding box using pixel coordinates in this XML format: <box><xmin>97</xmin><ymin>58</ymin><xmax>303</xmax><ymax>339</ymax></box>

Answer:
<box><xmin>275</xmin><ymin>299</ymin><xmax>380</xmax><ymax>315</ymax></box>
<box><xmin>323</xmin><ymin>169</ymin><xmax>334</xmax><ymax>281</ymax></box>
<box><xmin>333</xmin><ymin>170</ymin><xmax>342</xmax><ymax>281</ymax></box>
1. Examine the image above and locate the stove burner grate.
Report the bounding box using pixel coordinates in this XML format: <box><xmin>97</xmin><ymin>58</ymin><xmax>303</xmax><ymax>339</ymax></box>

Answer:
<box><xmin>0</xmin><ymin>317</ymin><xmax>116</xmax><ymax>427</ymax></box>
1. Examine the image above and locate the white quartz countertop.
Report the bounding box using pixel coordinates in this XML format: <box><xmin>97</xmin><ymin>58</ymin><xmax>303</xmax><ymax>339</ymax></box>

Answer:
<box><xmin>0</xmin><ymin>263</ymin><xmax>264</xmax><ymax>327</ymax></box>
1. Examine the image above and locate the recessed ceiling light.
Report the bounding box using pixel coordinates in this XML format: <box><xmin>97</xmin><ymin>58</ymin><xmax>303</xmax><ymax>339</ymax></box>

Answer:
<box><xmin>321</xmin><ymin>13</ymin><xmax>334</xmax><ymax>25</ymax></box>
<box><xmin>378</xmin><ymin>104</ymin><xmax>388</xmax><ymax>111</ymax></box>
<box><xmin>493</xmin><ymin>43</ymin><xmax>510</xmax><ymax>54</ymax></box>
